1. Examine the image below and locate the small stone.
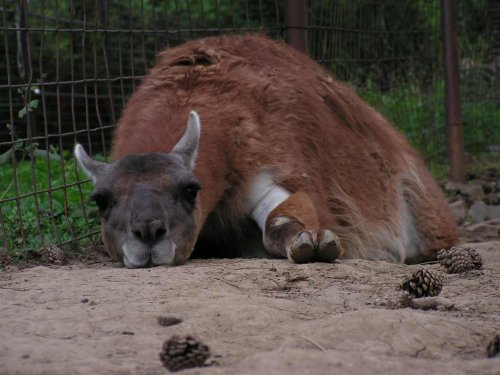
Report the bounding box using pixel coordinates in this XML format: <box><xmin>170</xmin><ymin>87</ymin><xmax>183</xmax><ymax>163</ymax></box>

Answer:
<box><xmin>448</xmin><ymin>199</ymin><xmax>467</xmax><ymax>224</ymax></box>
<box><xmin>486</xmin><ymin>145</ymin><xmax>500</xmax><ymax>154</ymax></box>
<box><xmin>382</xmin><ymin>290</ymin><xmax>413</xmax><ymax>309</ymax></box>
<box><xmin>462</xmin><ymin>220</ymin><xmax>500</xmax><ymax>242</ymax></box>
<box><xmin>488</xmin><ymin>205</ymin><xmax>500</xmax><ymax>220</ymax></box>
<box><xmin>484</xmin><ymin>193</ymin><xmax>500</xmax><ymax>205</ymax></box>
<box><xmin>444</xmin><ymin>181</ymin><xmax>465</xmax><ymax>194</ymax></box>
<box><xmin>157</xmin><ymin>316</ymin><xmax>182</xmax><ymax>327</ymax></box>
<box><xmin>462</xmin><ymin>185</ymin><xmax>485</xmax><ymax>201</ymax></box>
<box><xmin>445</xmin><ymin>182</ymin><xmax>484</xmax><ymax>201</ymax></box>
<box><xmin>469</xmin><ymin>201</ymin><xmax>488</xmax><ymax>223</ymax></box>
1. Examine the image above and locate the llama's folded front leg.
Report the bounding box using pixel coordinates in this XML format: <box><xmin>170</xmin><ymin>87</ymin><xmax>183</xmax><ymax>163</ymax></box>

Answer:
<box><xmin>248</xmin><ymin>175</ymin><xmax>342</xmax><ymax>263</ymax></box>
<box><xmin>264</xmin><ymin>192</ymin><xmax>342</xmax><ymax>263</ymax></box>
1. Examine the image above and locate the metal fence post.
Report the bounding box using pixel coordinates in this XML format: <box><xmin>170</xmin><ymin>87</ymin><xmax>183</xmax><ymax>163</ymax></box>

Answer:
<box><xmin>441</xmin><ymin>0</ymin><xmax>466</xmax><ymax>182</ymax></box>
<box><xmin>285</xmin><ymin>0</ymin><xmax>308</xmax><ymax>55</ymax></box>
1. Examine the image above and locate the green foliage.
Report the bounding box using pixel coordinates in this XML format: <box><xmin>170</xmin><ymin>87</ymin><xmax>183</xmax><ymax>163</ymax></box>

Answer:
<box><xmin>359</xmin><ymin>77</ymin><xmax>500</xmax><ymax>178</ymax></box>
<box><xmin>0</xmin><ymin>155</ymin><xmax>97</xmax><ymax>258</ymax></box>
<box><xmin>17</xmin><ymin>84</ymin><xmax>40</xmax><ymax>119</ymax></box>
<box><xmin>309</xmin><ymin>0</ymin><xmax>441</xmax><ymax>89</ymax></box>
<box><xmin>359</xmin><ymin>80</ymin><xmax>446</xmax><ymax>162</ymax></box>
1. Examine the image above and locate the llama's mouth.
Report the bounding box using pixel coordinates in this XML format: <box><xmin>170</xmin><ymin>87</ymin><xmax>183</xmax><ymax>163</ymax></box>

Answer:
<box><xmin>121</xmin><ymin>237</ymin><xmax>177</xmax><ymax>268</ymax></box>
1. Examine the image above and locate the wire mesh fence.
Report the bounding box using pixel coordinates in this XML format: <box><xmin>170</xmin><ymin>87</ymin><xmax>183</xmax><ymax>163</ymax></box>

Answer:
<box><xmin>0</xmin><ymin>0</ymin><xmax>498</xmax><ymax>259</ymax></box>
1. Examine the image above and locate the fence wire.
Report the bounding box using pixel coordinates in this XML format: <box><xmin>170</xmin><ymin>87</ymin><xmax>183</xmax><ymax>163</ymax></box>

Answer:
<box><xmin>0</xmin><ymin>0</ymin><xmax>498</xmax><ymax>258</ymax></box>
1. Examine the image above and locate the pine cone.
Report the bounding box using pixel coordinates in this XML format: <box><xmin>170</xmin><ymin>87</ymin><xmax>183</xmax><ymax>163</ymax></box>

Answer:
<box><xmin>383</xmin><ymin>290</ymin><xmax>413</xmax><ymax>309</ymax></box>
<box><xmin>43</xmin><ymin>245</ymin><xmax>65</xmax><ymax>265</ymax></box>
<box><xmin>159</xmin><ymin>335</ymin><xmax>210</xmax><ymax>371</ymax></box>
<box><xmin>466</xmin><ymin>247</ymin><xmax>483</xmax><ymax>269</ymax></box>
<box><xmin>437</xmin><ymin>247</ymin><xmax>482</xmax><ymax>273</ymax></box>
<box><xmin>401</xmin><ymin>268</ymin><xmax>443</xmax><ymax>298</ymax></box>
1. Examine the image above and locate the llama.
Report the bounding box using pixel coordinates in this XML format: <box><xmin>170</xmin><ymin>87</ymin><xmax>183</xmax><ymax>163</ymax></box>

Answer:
<box><xmin>75</xmin><ymin>35</ymin><xmax>458</xmax><ymax>268</ymax></box>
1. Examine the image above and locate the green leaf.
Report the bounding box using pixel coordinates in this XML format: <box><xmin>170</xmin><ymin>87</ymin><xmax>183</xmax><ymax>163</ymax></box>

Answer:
<box><xmin>29</xmin><ymin>99</ymin><xmax>39</xmax><ymax>110</ymax></box>
<box><xmin>18</xmin><ymin>107</ymin><xmax>27</xmax><ymax>119</ymax></box>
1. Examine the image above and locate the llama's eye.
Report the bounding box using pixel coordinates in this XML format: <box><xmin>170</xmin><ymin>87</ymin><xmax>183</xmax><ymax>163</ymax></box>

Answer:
<box><xmin>181</xmin><ymin>182</ymin><xmax>201</xmax><ymax>204</ymax></box>
<box><xmin>90</xmin><ymin>188</ymin><xmax>115</xmax><ymax>214</ymax></box>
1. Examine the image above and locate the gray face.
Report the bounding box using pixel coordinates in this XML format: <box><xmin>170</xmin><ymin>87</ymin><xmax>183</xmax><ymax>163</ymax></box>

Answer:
<box><xmin>75</xmin><ymin>112</ymin><xmax>202</xmax><ymax>268</ymax></box>
<box><xmin>93</xmin><ymin>154</ymin><xmax>201</xmax><ymax>267</ymax></box>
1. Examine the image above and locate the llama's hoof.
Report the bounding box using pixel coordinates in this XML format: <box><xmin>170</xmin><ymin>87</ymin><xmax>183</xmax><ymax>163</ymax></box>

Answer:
<box><xmin>287</xmin><ymin>231</ymin><xmax>315</xmax><ymax>264</ymax></box>
<box><xmin>316</xmin><ymin>229</ymin><xmax>342</xmax><ymax>262</ymax></box>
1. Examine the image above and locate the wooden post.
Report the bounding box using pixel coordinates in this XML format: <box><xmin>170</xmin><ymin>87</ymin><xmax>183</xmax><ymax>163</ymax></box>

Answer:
<box><xmin>285</xmin><ymin>0</ymin><xmax>308</xmax><ymax>55</ymax></box>
<box><xmin>441</xmin><ymin>0</ymin><xmax>466</xmax><ymax>182</ymax></box>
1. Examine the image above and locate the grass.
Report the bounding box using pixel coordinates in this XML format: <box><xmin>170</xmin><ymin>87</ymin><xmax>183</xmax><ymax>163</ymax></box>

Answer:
<box><xmin>0</xmin><ymin>151</ymin><xmax>98</xmax><ymax>260</ymax></box>
<box><xmin>359</xmin><ymin>78</ymin><xmax>500</xmax><ymax>178</ymax></box>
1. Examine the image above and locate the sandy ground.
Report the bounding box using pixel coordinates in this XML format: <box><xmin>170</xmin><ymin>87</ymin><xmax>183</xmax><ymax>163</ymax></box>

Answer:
<box><xmin>0</xmin><ymin>239</ymin><xmax>499</xmax><ymax>375</ymax></box>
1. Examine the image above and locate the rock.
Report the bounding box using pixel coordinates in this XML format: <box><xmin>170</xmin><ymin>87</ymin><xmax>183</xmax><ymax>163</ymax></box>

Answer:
<box><xmin>462</xmin><ymin>219</ymin><xmax>500</xmax><ymax>242</ymax></box>
<box><xmin>468</xmin><ymin>203</ymin><xmax>500</xmax><ymax>222</ymax></box>
<box><xmin>444</xmin><ymin>182</ymin><xmax>484</xmax><ymax>201</ymax></box>
<box><xmin>469</xmin><ymin>201</ymin><xmax>489</xmax><ymax>223</ymax></box>
<box><xmin>485</xmin><ymin>193</ymin><xmax>500</xmax><ymax>205</ymax></box>
<box><xmin>489</xmin><ymin>205</ymin><xmax>500</xmax><ymax>220</ymax></box>
<box><xmin>444</xmin><ymin>181</ymin><xmax>464</xmax><ymax>194</ymax></box>
<box><xmin>461</xmin><ymin>185</ymin><xmax>485</xmax><ymax>201</ymax></box>
<box><xmin>482</xmin><ymin>181</ymin><xmax>497</xmax><ymax>195</ymax></box>
<box><xmin>486</xmin><ymin>145</ymin><xmax>500</xmax><ymax>154</ymax></box>
<box><xmin>449</xmin><ymin>200</ymin><xmax>467</xmax><ymax>224</ymax></box>
<box><xmin>157</xmin><ymin>316</ymin><xmax>182</xmax><ymax>327</ymax></box>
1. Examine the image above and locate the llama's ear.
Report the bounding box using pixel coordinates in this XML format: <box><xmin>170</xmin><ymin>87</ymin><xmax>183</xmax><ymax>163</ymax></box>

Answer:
<box><xmin>172</xmin><ymin>111</ymin><xmax>201</xmax><ymax>171</ymax></box>
<box><xmin>74</xmin><ymin>144</ymin><xmax>109</xmax><ymax>184</ymax></box>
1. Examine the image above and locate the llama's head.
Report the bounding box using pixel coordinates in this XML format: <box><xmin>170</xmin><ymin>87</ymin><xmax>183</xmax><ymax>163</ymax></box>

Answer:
<box><xmin>75</xmin><ymin>112</ymin><xmax>202</xmax><ymax>268</ymax></box>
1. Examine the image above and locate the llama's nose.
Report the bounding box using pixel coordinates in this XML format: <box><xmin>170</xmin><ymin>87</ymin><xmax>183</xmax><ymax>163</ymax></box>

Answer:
<box><xmin>131</xmin><ymin>219</ymin><xmax>166</xmax><ymax>244</ymax></box>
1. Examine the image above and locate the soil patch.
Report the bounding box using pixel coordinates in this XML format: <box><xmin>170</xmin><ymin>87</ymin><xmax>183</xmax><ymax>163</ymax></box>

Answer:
<box><xmin>1</xmin><ymin>240</ymin><xmax>499</xmax><ymax>374</ymax></box>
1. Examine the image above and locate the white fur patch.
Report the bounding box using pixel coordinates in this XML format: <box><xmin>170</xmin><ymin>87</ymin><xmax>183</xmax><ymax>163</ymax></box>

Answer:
<box><xmin>247</xmin><ymin>173</ymin><xmax>290</xmax><ymax>231</ymax></box>
<box><xmin>270</xmin><ymin>216</ymin><xmax>292</xmax><ymax>227</ymax></box>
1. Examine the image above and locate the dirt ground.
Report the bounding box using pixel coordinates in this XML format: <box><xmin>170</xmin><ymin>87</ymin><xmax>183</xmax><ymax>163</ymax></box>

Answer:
<box><xmin>1</xmin><ymin>236</ymin><xmax>499</xmax><ymax>374</ymax></box>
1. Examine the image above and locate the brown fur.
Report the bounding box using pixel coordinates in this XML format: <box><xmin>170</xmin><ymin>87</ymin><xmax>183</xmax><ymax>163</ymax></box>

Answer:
<box><xmin>268</xmin><ymin>192</ymin><xmax>320</xmax><ymax>235</ymax></box>
<box><xmin>111</xmin><ymin>34</ymin><xmax>458</xmax><ymax>263</ymax></box>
